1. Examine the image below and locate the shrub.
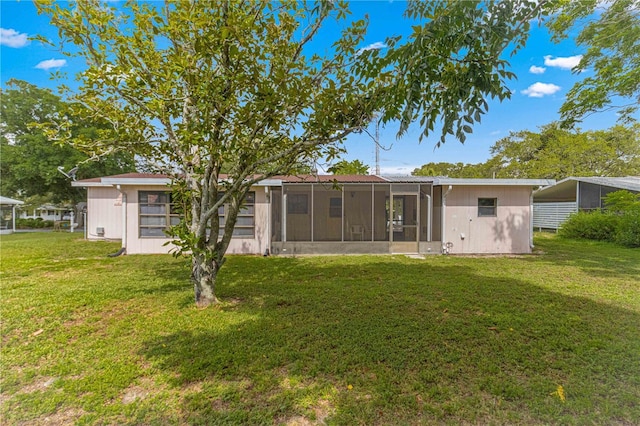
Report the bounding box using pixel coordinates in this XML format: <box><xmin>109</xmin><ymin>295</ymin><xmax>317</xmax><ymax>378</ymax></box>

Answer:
<box><xmin>615</xmin><ymin>209</ymin><xmax>640</xmax><ymax>248</ymax></box>
<box><xmin>14</xmin><ymin>218</ymin><xmax>55</xmax><ymax>229</ymax></box>
<box><xmin>559</xmin><ymin>211</ymin><xmax>619</xmax><ymax>241</ymax></box>
<box><xmin>15</xmin><ymin>218</ymin><xmax>29</xmax><ymax>229</ymax></box>
<box><xmin>604</xmin><ymin>190</ymin><xmax>640</xmax><ymax>213</ymax></box>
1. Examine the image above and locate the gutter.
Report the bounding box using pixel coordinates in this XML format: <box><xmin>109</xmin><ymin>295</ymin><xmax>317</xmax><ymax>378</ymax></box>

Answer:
<box><xmin>113</xmin><ymin>184</ymin><xmax>127</xmax><ymax>255</ymax></box>
<box><xmin>264</xmin><ymin>187</ymin><xmax>271</xmax><ymax>256</ymax></box>
<box><xmin>441</xmin><ymin>185</ymin><xmax>453</xmax><ymax>253</ymax></box>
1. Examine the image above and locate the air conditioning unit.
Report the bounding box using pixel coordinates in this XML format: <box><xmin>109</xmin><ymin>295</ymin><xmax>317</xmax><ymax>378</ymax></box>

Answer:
<box><xmin>96</xmin><ymin>227</ymin><xmax>105</xmax><ymax>237</ymax></box>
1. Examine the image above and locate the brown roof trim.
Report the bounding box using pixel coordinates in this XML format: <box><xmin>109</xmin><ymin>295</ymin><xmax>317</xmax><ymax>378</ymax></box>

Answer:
<box><xmin>76</xmin><ymin>172</ymin><xmax>389</xmax><ymax>185</ymax></box>
<box><xmin>277</xmin><ymin>174</ymin><xmax>387</xmax><ymax>183</ymax></box>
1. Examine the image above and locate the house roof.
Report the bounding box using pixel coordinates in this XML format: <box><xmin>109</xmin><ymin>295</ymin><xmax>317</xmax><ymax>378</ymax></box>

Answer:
<box><xmin>383</xmin><ymin>176</ymin><xmax>438</xmax><ymax>183</ymax></box>
<box><xmin>534</xmin><ymin>176</ymin><xmax>640</xmax><ymax>202</ymax></box>
<box><xmin>568</xmin><ymin>176</ymin><xmax>640</xmax><ymax>191</ymax></box>
<box><xmin>73</xmin><ymin>173</ymin><xmax>555</xmax><ymax>188</ymax></box>
<box><xmin>73</xmin><ymin>173</ymin><xmax>172</xmax><ymax>187</ymax></box>
<box><xmin>0</xmin><ymin>196</ymin><xmax>24</xmax><ymax>205</ymax></box>
<box><xmin>278</xmin><ymin>174</ymin><xmax>387</xmax><ymax>183</ymax></box>
<box><xmin>36</xmin><ymin>205</ymin><xmax>73</xmax><ymax>211</ymax></box>
<box><xmin>432</xmin><ymin>178</ymin><xmax>555</xmax><ymax>187</ymax></box>
<box><xmin>281</xmin><ymin>175</ymin><xmax>553</xmax><ymax>186</ymax></box>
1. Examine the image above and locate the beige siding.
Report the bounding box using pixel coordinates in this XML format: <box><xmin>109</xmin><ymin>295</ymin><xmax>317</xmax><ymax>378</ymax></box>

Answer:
<box><xmin>124</xmin><ymin>186</ymin><xmax>171</xmax><ymax>255</ymax></box>
<box><xmin>443</xmin><ymin>186</ymin><xmax>532</xmax><ymax>254</ymax></box>
<box><xmin>86</xmin><ymin>187</ymin><xmax>123</xmax><ymax>240</ymax></box>
<box><xmin>227</xmin><ymin>187</ymin><xmax>270</xmax><ymax>254</ymax></box>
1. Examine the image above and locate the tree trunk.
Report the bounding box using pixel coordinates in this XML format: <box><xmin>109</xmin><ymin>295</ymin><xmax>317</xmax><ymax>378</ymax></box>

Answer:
<box><xmin>191</xmin><ymin>253</ymin><xmax>219</xmax><ymax>308</ymax></box>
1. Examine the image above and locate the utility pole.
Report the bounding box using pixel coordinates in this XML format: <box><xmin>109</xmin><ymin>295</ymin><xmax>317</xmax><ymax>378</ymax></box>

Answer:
<box><xmin>375</xmin><ymin>118</ymin><xmax>380</xmax><ymax>176</ymax></box>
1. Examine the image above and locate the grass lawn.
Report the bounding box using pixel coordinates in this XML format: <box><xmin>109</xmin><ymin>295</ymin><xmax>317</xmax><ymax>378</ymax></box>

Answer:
<box><xmin>1</xmin><ymin>232</ymin><xmax>639</xmax><ymax>425</ymax></box>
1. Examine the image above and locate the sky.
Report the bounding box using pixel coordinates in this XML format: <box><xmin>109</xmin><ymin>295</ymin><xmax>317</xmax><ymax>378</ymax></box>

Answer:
<box><xmin>0</xmin><ymin>1</ymin><xmax>624</xmax><ymax>175</ymax></box>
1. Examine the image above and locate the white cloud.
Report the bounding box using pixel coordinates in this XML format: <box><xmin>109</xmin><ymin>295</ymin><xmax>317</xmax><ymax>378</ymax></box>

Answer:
<box><xmin>521</xmin><ymin>82</ymin><xmax>561</xmax><ymax>98</ymax></box>
<box><xmin>379</xmin><ymin>165</ymin><xmax>417</xmax><ymax>176</ymax></box>
<box><xmin>543</xmin><ymin>55</ymin><xmax>583</xmax><ymax>70</ymax></box>
<box><xmin>35</xmin><ymin>58</ymin><xmax>67</xmax><ymax>70</ymax></box>
<box><xmin>0</xmin><ymin>28</ymin><xmax>29</xmax><ymax>48</ymax></box>
<box><xmin>529</xmin><ymin>65</ymin><xmax>546</xmax><ymax>74</ymax></box>
<box><xmin>356</xmin><ymin>41</ymin><xmax>387</xmax><ymax>55</ymax></box>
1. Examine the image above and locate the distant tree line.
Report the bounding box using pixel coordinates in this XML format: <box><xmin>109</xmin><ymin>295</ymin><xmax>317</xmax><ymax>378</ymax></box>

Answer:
<box><xmin>412</xmin><ymin>124</ymin><xmax>640</xmax><ymax>179</ymax></box>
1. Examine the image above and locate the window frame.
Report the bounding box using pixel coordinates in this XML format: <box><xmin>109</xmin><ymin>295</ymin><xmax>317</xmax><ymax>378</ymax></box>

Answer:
<box><xmin>139</xmin><ymin>191</ymin><xmax>180</xmax><ymax>238</ymax></box>
<box><xmin>478</xmin><ymin>197</ymin><xmax>498</xmax><ymax>217</ymax></box>
<box><xmin>329</xmin><ymin>197</ymin><xmax>342</xmax><ymax>218</ymax></box>
<box><xmin>287</xmin><ymin>193</ymin><xmax>308</xmax><ymax>214</ymax></box>
<box><xmin>138</xmin><ymin>190</ymin><xmax>256</xmax><ymax>239</ymax></box>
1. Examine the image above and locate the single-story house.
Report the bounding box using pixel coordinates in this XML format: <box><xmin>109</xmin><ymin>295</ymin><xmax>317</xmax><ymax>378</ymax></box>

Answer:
<box><xmin>0</xmin><ymin>195</ymin><xmax>24</xmax><ymax>234</ymax></box>
<box><xmin>533</xmin><ymin>176</ymin><xmax>640</xmax><ymax>230</ymax></box>
<box><xmin>19</xmin><ymin>205</ymin><xmax>74</xmax><ymax>221</ymax></box>
<box><xmin>72</xmin><ymin>173</ymin><xmax>554</xmax><ymax>255</ymax></box>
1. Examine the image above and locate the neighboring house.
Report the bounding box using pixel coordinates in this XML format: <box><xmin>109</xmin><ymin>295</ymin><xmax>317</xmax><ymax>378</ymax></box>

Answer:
<box><xmin>533</xmin><ymin>176</ymin><xmax>640</xmax><ymax>230</ymax></box>
<box><xmin>0</xmin><ymin>196</ymin><xmax>24</xmax><ymax>234</ymax></box>
<box><xmin>72</xmin><ymin>173</ymin><xmax>553</xmax><ymax>255</ymax></box>
<box><xmin>19</xmin><ymin>205</ymin><xmax>74</xmax><ymax>221</ymax></box>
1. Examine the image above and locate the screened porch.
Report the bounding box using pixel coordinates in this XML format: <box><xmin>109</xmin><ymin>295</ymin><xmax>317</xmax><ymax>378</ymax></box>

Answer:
<box><xmin>269</xmin><ymin>182</ymin><xmax>441</xmax><ymax>255</ymax></box>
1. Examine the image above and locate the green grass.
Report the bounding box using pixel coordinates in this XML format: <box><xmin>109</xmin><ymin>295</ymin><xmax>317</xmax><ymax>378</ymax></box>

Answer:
<box><xmin>1</xmin><ymin>232</ymin><xmax>639</xmax><ymax>425</ymax></box>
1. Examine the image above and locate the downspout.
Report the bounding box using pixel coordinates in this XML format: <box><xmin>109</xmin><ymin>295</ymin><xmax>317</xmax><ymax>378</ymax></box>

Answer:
<box><xmin>12</xmin><ymin>205</ymin><xmax>16</xmax><ymax>233</ymax></box>
<box><xmin>264</xmin><ymin>186</ymin><xmax>270</xmax><ymax>256</ymax></box>
<box><xmin>529</xmin><ymin>189</ymin><xmax>534</xmax><ymax>250</ymax></box>
<box><xmin>441</xmin><ymin>185</ymin><xmax>452</xmax><ymax>253</ymax></box>
<box><xmin>109</xmin><ymin>185</ymin><xmax>127</xmax><ymax>256</ymax></box>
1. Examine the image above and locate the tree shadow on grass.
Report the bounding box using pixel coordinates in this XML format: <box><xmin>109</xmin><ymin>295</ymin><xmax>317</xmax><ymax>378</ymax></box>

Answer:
<box><xmin>140</xmin><ymin>256</ymin><xmax>640</xmax><ymax>425</ymax></box>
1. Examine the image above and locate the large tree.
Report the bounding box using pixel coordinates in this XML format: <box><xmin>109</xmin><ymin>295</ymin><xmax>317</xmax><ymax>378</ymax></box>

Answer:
<box><xmin>412</xmin><ymin>124</ymin><xmax>640</xmax><ymax>179</ymax></box>
<box><xmin>0</xmin><ymin>79</ymin><xmax>135</xmax><ymax>205</ymax></box>
<box><xmin>488</xmin><ymin>124</ymin><xmax>640</xmax><ymax>179</ymax></box>
<box><xmin>547</xmin><ymin>0</ymin><xmax>640</xmax><ymax>125</ymax></box>
<box><xmin>36</xmin><ymin>0</ymin><xmax>550</xmax><ymax>307</ymax></box>
<box><xmin>412</xmin><ymin>162</ymin><xmax>493</xmax><ymax>178</ymax></box>
<box><xmin>327</xmin><ymin>159</ymin><xmax>369</xmax><ymax>175</ymax></box>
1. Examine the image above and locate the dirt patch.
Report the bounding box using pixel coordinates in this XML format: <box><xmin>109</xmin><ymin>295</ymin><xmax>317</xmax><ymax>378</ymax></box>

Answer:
<box><xmin>275</xmin><ymin>399</ymin><xmax>334</xmax><ymax>426</ymax></box>
<box><xmin>312</xmin><ymin>399</ymin><xmax>333</xmax><ymax>424</ymax></box>
<box><xmin>18</xmin><ymin>377</ymin><xmax>58</xmax><ymax>394</ymax></box>
<box><xmin>223</xmin><ymin>298</ymin><xmax>243</xmax><ymax>306</ymax></box>
<box><xmin>121</xmin><ymin>376</ymin><xmax>158</xmax><ymax>405</ymax></box>
<box><xmin>0</xmin><ymin>392</ymin><xmax>10</xmax><ymax>406</ymax></box>
<box><xmin>28</xmin><ymin>407</ymin><xmax>87</xmax><ymax>425</ymax></box>
<box><xmin>281</xmin><ymin>415</ymin><xmax>314</xmax><ymax>426</ymax></box>
<box><xmin>122</xmin><ymin>387</ymin><xmax>149</xmax><ymax>405</ymax></box>
<box><xmin>182</xmin><ymin>381</ymin><xmax>203</xmax><ymax>393</ymax></box>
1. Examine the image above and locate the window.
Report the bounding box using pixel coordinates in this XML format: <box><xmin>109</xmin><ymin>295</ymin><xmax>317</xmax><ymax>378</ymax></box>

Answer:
<box><xmin>218</xmin><ymin>192</ymin><xmax>255</xmax><ymax>238</ymax></box>
<box><xmin>329</xmin><ymin>197</ymin><xmax>342</xmax><ymax>218</ymax></box>
<box><xmin>139</xmin><ymin>191</ymin><xmax>255</xmax><ymax>239</ymax></box>
<box><xmin>478</xmin><ymin>198</ymin><xmax>497</xmax><ymax>217</ymax></box>
<box><xmin>287</xmin><ymin>194</ymin><xmax>308</xmax><ymax>214</ymax></box>
<box><xmin>139</xmin><ymin>191</ymin><xmax>180</xmax><ymax>237</ymax></box>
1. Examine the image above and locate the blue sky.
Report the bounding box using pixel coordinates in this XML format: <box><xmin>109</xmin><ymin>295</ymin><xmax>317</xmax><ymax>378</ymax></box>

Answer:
<box><xmin>0</xmin><ymin>1</ymin><xmax>621</xmax><ymax>174</ymax></box>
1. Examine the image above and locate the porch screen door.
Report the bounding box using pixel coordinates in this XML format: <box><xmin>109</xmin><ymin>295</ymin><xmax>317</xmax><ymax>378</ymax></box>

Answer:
<box><xmin>390</xmin><ymin>194</ymin><xmax>418</xmax><ymax>253</ymax></box>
